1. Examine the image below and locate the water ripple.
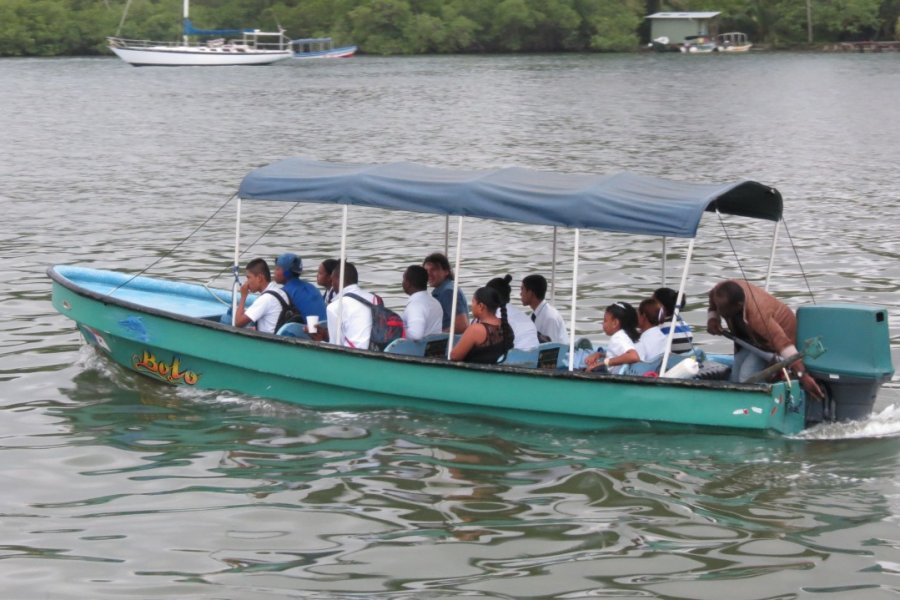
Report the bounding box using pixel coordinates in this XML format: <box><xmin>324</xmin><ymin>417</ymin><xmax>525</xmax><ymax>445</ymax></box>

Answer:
<box><xmin>1</xmin><ymin>53</ymin><xmax>900</xmax><ymax>598</ymax></box>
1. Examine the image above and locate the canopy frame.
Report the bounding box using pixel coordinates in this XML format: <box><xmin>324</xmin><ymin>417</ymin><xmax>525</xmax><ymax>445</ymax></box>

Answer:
<box><xmin>231</xmin><ymin>158</ymin><xmax>787</xmax><ymax>369</ymax></box>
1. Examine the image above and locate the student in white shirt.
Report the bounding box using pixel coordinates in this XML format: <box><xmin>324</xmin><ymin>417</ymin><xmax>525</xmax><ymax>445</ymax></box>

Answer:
<box><xmin>401</xmin><ymin>265</ymin><xmax>443</xmax><ymax>341</ymax></box>
<box><xmin>520</xmin><ymin>274</ymin><xmax>569</xmax><ymax>345</ymax></box>
<box><xmin>585</xmin><ymin>302</ymin><xmax>641</xmax><ymax>373</ymax></box>
<box><xmin>487</xmin><ymin>275</ymin><xmax>539</xmax><ymax>350</ymax></box>
<box><xmin>317</xmin><ymin>258</ymin><xmax>339</xmax><ymax>304</ymax></box>
<box><xmin>634</xmin><ymin>297</ymin><xmax>668</xmax><ymax>361</ymax></box>
<box><xmin>327</xmin><ymin>261</ymin><xmax>376</xmax><ymax>349</ymax></box>
<box><xmin>234</xmin><ymin>258</ymin><xmax>289</xmax><ymax>334</ymax></box>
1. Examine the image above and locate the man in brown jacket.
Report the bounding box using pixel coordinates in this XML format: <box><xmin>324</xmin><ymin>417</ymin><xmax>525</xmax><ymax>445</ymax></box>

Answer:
<box><xmin>707</xmin><ymin>280</ymin><xmax>823</xmax><ymax>399</ymax></box>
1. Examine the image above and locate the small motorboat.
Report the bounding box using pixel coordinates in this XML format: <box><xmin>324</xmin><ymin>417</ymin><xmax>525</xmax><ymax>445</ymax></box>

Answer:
<box><xmin>50</xmin><ymin>159</ymin><xmax>895</xmax><ymax>435</ymax></box>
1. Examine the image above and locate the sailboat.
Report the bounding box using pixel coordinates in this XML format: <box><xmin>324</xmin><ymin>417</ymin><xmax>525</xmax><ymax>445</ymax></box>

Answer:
<box><xmin>108</xmin><ymin>0</ymin><xmax>293</xmax><ymax>67</ymax></box>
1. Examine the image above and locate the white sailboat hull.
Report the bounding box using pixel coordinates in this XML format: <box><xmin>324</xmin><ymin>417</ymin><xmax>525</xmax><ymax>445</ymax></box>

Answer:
<box><xmin>110</xmin><ymin>44</ymin><xmax>292</xmax><ymax>66</ymax></box>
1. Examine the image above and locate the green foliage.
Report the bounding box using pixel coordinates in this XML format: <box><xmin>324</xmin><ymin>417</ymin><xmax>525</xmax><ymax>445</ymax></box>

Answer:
<box><xmin>0</xmin><ymin>0</ymin><xmax>70</xmax><ymax>56</ymax></box>
<box><xmin>347</xmin><ymin>0</ymin><xmax>413</xmax><ymax>54</ymax></box>
<box><xmin>878</xmin><ymin>0</ymin><xmax>900</xmax><ymax>37</ymax></box>
<box><xmin>763</xmin><ymin>0</ymin><xmax>809</xmax><ymax>45</ymax></box>
<box><xmin>579</xmin><ymin>0</ymin><xmax>643</xmax><ymax>51</ymax></box>
<box><xmin>404</xmin><ymin>12</ymin><xmax>479</xmax><ymax>53</ymax></box>
<box><xmin>490</xmin><ymin>0</ymin><xmax>536</xmax><ymax>51</ymax></box>
<box><xmin>2</xmin><ymin>0</ymin><xmax>898</xmax><ymax>56</ymax></box>
<box><xmin>815</xmin><ymin>0</ymin><xmax>882</xmax><ymax>40</ymax></box>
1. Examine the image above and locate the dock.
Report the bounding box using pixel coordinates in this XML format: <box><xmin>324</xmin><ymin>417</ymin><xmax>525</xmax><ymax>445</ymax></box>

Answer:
<box><xmin>825</xmin><ymin>41</ymin><xmax>900</xmax><ymax>52</ymax></box>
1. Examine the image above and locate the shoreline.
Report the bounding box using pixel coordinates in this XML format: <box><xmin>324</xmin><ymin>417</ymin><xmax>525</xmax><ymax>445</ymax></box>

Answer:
<box><xmin>4</xmin><ymin>42</ymin><xmax>900</xmax><ymax>59</ymax></box>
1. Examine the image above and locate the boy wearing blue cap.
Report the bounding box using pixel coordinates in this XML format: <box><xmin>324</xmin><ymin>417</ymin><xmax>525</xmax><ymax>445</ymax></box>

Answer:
<box><xmin>274</xmin><ymin>253</ymin><xmax>328</xmax><ymax>330</ymax></box>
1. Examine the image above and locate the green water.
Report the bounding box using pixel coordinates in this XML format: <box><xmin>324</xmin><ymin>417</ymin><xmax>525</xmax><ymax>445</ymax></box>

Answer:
<box><xmin>1</xmin><ymin>53</ymin><xmax>899</xmax><ymax>598</ymax></box>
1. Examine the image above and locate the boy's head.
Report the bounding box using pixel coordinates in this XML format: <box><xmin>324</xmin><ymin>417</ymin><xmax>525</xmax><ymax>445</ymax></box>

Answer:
<box><xmin>245</xmin><ymin>258</ymin><xmax>271</xmax><ymax>292</ymax></box>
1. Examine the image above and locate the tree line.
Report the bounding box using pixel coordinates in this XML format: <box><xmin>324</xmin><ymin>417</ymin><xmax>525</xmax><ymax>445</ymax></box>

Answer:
<box><xmin>1</xmin><ymin>0</ymin><xmax>898</xmax><ymax>57</ymax></box>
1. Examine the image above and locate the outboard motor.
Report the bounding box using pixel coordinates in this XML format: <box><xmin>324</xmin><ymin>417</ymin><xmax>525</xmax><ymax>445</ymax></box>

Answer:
<box><xmin>797</xmin><ymin>304</ymin><xmax>894</xmax><ymax>424</ymax></box>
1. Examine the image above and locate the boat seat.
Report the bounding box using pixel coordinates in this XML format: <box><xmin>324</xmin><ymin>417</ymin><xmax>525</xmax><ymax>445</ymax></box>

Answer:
<box><xmin>276</xmin><ymin>322</ymin><xmax>311</xmax><ymax>339</ymax></box>
<box><xmin>502</xmin><ymin>348</ymin><xmax>538</xmax><ymax>367</ymax></box>
<box><xmin>502</xmin><ymin>343</ymin><xmax>567</xmax><ymax>369</ymax></box>
<box><xmin>385</xmin><ymin>333</ymin><xmax>449</xmax><ymax>357</ymax></box>
<box><xmin>621</xmin><ymin>355</ymin><xmax>664</xmax><ymax>376</ymax></box>
<box><xmin>537</xmin><ymin>343</ymin><xmax>567</xmax><ymax>369</ymax></box>
<box><xmin>623</xmin><ymin>350</ymin><xmax>724</xmax><ymax>378</ymax></box>
<box><xmin>654</xmin><ymin>350</ymin><xmax>731</xmax><ymax>380</ymax></box>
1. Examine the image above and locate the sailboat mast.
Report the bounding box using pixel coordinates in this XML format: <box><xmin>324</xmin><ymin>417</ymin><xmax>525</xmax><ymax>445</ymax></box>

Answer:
<box><xmin>183</xmin><ymin>0</ymin><xmax>190</xmax><ymax>45</ymax></box>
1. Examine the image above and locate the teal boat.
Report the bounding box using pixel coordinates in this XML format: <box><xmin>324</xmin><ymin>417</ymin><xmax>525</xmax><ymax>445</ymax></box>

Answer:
<box><xmin>49</xmin><ymin>159</ymin><xmax>895</xmax><ymax>434</ymax></box>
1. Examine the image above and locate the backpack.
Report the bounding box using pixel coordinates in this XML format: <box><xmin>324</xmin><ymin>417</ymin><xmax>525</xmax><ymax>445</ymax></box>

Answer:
<box><xmin>264</xmin><ymin>290</ymin><xmax>304</xmax><ymax>333</ymax></box>
<box><xmin>345</xmin><ymin>292</ymin><xmax>406</xmax><ymax>351</ymax></box>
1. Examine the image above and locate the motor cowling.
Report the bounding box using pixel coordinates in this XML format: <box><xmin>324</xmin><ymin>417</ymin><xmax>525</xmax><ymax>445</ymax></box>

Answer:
<box><xmin>797</xmin><ymin>304</ymin><xmax>894</xmax><ymax>424</ymax></box>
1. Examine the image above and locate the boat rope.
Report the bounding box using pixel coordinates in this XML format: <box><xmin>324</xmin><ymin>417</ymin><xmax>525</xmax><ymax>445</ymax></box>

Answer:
<box><xmin>115</xmin><ymin>0</ymin><xmax>133</xmax><ymax>37</ymax></box>
<box><xmin>781</xmin><ymin>217</ymin><xmax>817</xmax><ymax>304</ymax></box>
<box><xmin>204</xmin><ymin>201</ymin><xmax>301</xmax><ymax>287</ymax></box>
<box><xmin>715</xmin><ymin>209</ymin><xmax>779</xmax><ymax>353</ymax></box>
<box><xmin>716</xmin><ymin>208</ymin><xmax>756</xmax><ymax>285</ymax></box>
<box><xmin>106</xmin><ymin>193</ymin><xmax>237</xmax><ymax>297</ymax></box>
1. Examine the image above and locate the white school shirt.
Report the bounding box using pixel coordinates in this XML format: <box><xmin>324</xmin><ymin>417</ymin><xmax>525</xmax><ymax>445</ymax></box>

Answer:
<box><xmin>245</xmin><ymin>282</ymin><xmax>288</xmax><ymax>334</ymax></box>
<box><xmin>403</xmin><ymin>290</ymin><xmax>444</xmax><ymax>341</ymax></box>
<box><xmin>327</xmin><ymin>284</ymin><xmax>375</xmax><ymax>349</ymax></box>
<box><xmin>606</xmin><ymin>329</ymin><xmax>637</xmax><ymax>360</ymax></box>
<box><xmin>498</xmin><ymin>303</ymin><xmax>539</xmax><ymax>350</ymax></box>
<box><xmin>635</xmin><ymin>325</ymin><xmax>668</xmax><ymax>361</ymax></box>
<box><xmin>531</xmin><ymin>300</ymin><xmax>569</xmax><ymax>345</ymax></box>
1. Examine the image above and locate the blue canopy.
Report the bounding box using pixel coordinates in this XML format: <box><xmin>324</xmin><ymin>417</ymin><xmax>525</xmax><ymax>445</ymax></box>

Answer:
<box><xmin>238</xmin><ymin>158</ymin><xmax>782</xmax><ymax>238</ymax></box>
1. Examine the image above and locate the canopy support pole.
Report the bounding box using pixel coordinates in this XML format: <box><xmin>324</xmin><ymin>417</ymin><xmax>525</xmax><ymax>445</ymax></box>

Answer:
<box><xmin>550</xmin><ymin>226</ymin><xmax>558</xmax><ymax>303</ymax></box>
<box><xmin>764</xmin><ymin>220</ymin><xmax>781</xmax><ymax>292</ymax></box>
<box><xmin>660</xmin><ymin>238</ymin><xmax>695</xmax><ymax>376</ymax></box>
<box><xmin>661</xmin><ymin>237</ymin><xmax>667</xmax><ymax>287</ymax></box>
<box><xmin>336</xmin><ymin>205</ymin><xmax>348</xmax><ymax>346</ymax></box>
<box><xmin>230</xmin><ymin>196</ymin><xmax>242</xmax><ymax>326</ymax></box>
<box><xmin>447</xmin><ymin>216</ymin><xmax>464</xmax><ymax>360</ymax></box>
<box><xmin>567</xmin><ymin>228</ymin><xmax>580</xmax><ymax>372</ymax></box>
<box><xmin>444</xmin><ymin>215</ymin><xmax>449</xmax><ymax>257</ymax></box>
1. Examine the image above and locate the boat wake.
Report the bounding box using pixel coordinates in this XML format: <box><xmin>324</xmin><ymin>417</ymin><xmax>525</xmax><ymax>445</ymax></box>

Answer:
<box><xmin>76</xmin><ymin>345</ymin><xmax>122</xmax><ymax>379</ymax></box>
<box><xmin>793</xmin><ymin>403</ymin><xmax>900</xmax><ymax>440</ymax></box>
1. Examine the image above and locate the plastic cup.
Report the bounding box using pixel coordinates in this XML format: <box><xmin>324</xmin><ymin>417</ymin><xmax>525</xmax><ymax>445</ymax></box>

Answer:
<box><xmin>306</xmin><ymin>315</ymin><xmax>319</xmax><ymax>333</ymax></box>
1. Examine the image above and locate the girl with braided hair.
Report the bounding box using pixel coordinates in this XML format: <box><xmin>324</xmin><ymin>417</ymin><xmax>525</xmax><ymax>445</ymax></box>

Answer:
<box><xmin>486</xmin><ymin>274</ymin><xmax>539</xmax><ymax>350</ymax></box>
<box><xmin>450</xmin><ymin>286</ymin><xmax>515</xmax><ymax>364</ymax></box>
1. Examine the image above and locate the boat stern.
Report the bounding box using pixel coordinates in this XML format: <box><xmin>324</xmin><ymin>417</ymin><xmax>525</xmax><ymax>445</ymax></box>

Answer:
<box><xmin>798</xmin><ymin>304</ymin><xmax>894</xmax><ymax>424</ymax></box>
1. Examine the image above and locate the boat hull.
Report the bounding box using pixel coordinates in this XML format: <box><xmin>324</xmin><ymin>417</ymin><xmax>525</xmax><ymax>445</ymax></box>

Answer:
<box><xmin>681</xmin><ymin>45</ymin><xmax>718</xmax><ymax>53</ymax></box>
<box><xmin>110</xmin><ymin>45</ymin><xmax>292</xmax><ymax>66</ymax></box>
<box><xmin>719</xmin><ymin>44</ymin><xmax>753</xmax><ymax>53</ymax></box>
<box><xmin>50</xmin><ymin>266</ymin><xmax>807</xmax><ymax>434</ymax></box>
<box><xmin>293</xmin><ymin>46</ymin><xmax>357</xmax><ymax>60</ymax></box>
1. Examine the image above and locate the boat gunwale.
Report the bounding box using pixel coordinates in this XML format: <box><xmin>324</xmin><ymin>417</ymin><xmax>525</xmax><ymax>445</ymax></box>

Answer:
<box><xmin>48</xmin><ymin>265</ymin><xmax>779</xmax><ymax>395</ymax></box>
